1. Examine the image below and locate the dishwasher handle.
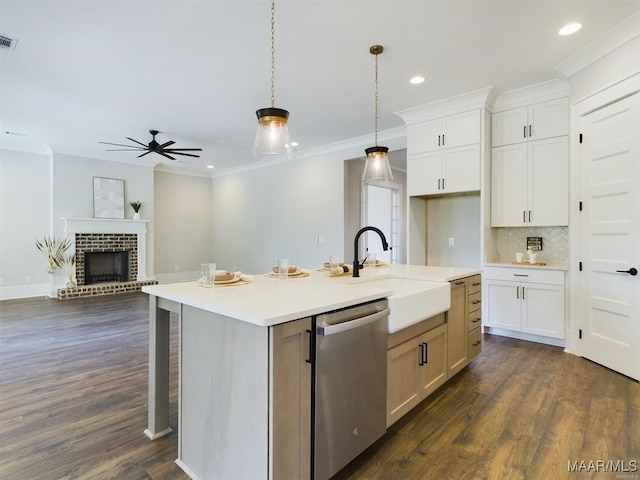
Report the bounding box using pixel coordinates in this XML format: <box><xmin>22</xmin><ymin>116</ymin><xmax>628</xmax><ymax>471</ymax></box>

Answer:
<box><xmin>317</xmin><ymin>308</ymin><xmax>389</xmax><ymax>336</ymax></box>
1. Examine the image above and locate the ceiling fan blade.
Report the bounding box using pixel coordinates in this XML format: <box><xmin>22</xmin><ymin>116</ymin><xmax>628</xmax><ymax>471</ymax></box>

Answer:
<box><xmin>99</xmin><ymin>141</ymin><xmax>145</xmax><ymax>149</ymax></box>
<box><xmin>106</xmin><ymin>148</ymin><xmax>149</xmax><ymax>151</ymax></box>
<box><xmin>166</xmin><ymin>151</ymin><xmax>201</xmax><ymax>158</ymax></box>
<box><xmin>156</xmin><ymin>151</ymin><xmax>176</xmax><ymax>160</ymax></box>
<box><xmin>137</xmin><ymin>151</ymin><xmax>153</xmax><ymax>158</ymax></box>
<box><xmin>159</xmin><ymin>140</ymin><xmax>175</xmax><ymax>149</ymax></box>
<box><xmin>126</xmin><ymin>137</ymin><xmax>149</xmax><ymax>148</ymax></box>
<box><xmin>164</xmin><ymin>148</ymin><xmax>203</xmax><ymax>152</ymax></box>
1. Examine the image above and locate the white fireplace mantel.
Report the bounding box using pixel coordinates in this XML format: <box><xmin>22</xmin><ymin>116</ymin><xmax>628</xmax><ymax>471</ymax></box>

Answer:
<box><xmin>62</xmin><ymin>217</ymin><xmax>150</xmax><ymax>281</ymax></box>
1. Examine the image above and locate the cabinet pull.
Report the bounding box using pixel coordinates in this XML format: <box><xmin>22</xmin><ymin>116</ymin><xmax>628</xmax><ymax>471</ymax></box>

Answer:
<box><xmin>454</xmin><ymin>281</ymin><xmax>465</xmax><ymax>286</ymax></box>
<box><xmin>442</xmin><ymin>134</ymin><xmax>445</xmax><ymax>146</ymax></box>
<box><xmin>442</xmin><ymin>178</ymin><xmax>445</xmax><ymax>189</ymax></box>
<box><xmin>438</xmin><ymin>135</ymin><xmax>441</xmax><ymax>146</ymax></box>
<box><xmin>522</xmin><ymin>287</ymin><xmax>525</xmax><ymax>300</ymax></box>
<box><xmin>513</xmin><ymin>273</ymin><xmax>528</xmax><ymax>277</ymax></box>
<box><xmin>523</xmin><ymin>125</ymin><xmax>527</xmax><ymax>138</ymax></box>
<box><xmin>522</xmin><ymin>210</ymin><xmax>526</xmax><ymax>223</ymax></box>
<box><xmin>418</xmin><ymin>343</ymin><xmax>425</xmax><ymax>366</ymax></box>
<box><xmin>528</xmin><ymin>210</ymin><xmax>531</xmax><ymax>222</ymax></box>
<box><xmin>472</xmin><ymin>317</ymin><xmax>481</xmax><ymax>323</ymax></box>
<box><xmin>437</xmin><ymin>178</ymin><xmax>441</xmax><ymax>190</ymax></box>
<box><xmin>472</xmin><ymin>340</ymin><xmax>481</xmax><ymax>347</ymax></box>
<box><xmin>471</xmin><ymin>300</ymin><xmax>481</xmax><ymax>305</ymax></box>
<box><xmin>305</xmin><ymin>329</ymin><xmax>312</xmax><ymax>364</ymax></box>
<box><xmin>529</xmin><ymin>125</ymin><xmax>532</xmax><ymax>137</ymax></box>
<box><xmin>423</xmin><ymin>342</ymin><xmax>428</xmax><ymax>364</ymax></box>
<box><xmin>471</xmin><ymin>282</ymin><xmax>481</xmax><ymax>286</ymax></box>
<box><xmin>516</xmin><ymin>286</ymin><xmax>519</xmax><ymax>299</ymax></box>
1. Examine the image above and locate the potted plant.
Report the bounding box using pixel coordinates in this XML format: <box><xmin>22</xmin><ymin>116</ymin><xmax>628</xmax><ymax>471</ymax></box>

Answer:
<box><xmin>61</xmin><ymin>253</ymin><xmax>76</xmax><ymax>289</ymax></box>
<box><xmin>35</xmin><ymin>236</ymin><xmax>72</xmax><ymax>274</ymax></box>
<box><xmin>130</xmin><ymin>201</ymin><xmax>142</xmax><ymax>220</ymax></box>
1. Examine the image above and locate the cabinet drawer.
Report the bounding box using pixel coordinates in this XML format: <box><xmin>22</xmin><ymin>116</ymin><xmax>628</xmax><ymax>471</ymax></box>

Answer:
<box><xmin>469</xmin><ymin>327</ymin><xmax>482</xmax><ymax>360</ymax></box>
<box><xmin>483</xmin><ymin>266</ymin><xmax>564</xmax><ymax>285</ymax></box>
<box><xmin>467</xmin><ymin>275</ymin><xmax>481</xmax><ymax>294</ymax></box>
<box><xmin>468</xmin><ymin>292</ymin><xmax>482</xmax><ymax>312</ymax></box>
<box><xmin>468</xmin><ymin>310</ymin><xmax>482</xmax><ymax>332</ymax></box>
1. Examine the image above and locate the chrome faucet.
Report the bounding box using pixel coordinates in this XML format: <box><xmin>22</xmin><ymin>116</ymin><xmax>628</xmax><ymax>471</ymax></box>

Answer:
<box><xmin>352</xmin><ymin>226</ymin><xmax>390</xmax><ymax>277</ymax></box>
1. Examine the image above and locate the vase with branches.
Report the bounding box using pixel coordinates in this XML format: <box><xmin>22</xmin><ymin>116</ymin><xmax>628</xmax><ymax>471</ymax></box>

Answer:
<box><xmin>61</xmin><ymin>253</ymin><xmax>76</xmax><ymax>288</ymax></box>
<box><xmin>35</xmin><ymin>236</ymin><xmax>72</xmax><ymax>274</ymax></box>
<box><xmin>130</xmin><ymin>201</ymin><xmax>142</xmax><ymax>219</ymax></box>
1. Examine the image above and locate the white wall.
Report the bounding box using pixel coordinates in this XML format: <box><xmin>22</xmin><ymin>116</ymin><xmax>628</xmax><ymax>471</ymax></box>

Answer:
<box><xmin>0</xmin><ymin>149</ymin><xmax>50</xmax><ymax>296</ymax></box>
<box><xmin>154</xmin><ymin>170</ymin><xmax>214</xmax><ymax>281</ymax></box>
<box><xmin>426</xmin><ymin>194</ymin><xmax>481</xmax><ymax>268</ymax></box>
<box><xmin>211</xmin><ymin>154</ymin><xmax>345</xmax><ymax>274</ymax></box>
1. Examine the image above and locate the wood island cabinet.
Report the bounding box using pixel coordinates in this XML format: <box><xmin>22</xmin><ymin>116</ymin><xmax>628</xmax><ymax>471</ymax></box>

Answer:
<box><xmin>447</xmin><ymin>274</ymin><xmax>482</xmax><ymax>377</ymax></box>
<box><xmin>386</xmin><ymin>314</ymin><xmax>447</xmax><ymax>427</ymax></box>
<box><xmin>270</xmin><ymin>318</ymin><xmax>311</xmax><ymax>480</ymax></box>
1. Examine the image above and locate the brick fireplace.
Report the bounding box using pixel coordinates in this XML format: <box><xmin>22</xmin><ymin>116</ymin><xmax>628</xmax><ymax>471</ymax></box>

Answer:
<box><xmin>59</xmin><ymin>218</ymin><xmax>157</xmax><ymax>299</ymax></box>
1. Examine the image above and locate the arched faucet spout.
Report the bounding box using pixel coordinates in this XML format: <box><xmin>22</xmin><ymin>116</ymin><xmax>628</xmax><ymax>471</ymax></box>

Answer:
<box><xmin>352</xmin><ymin>226</ymin><xmax>389</xmax><ymax>278</ymax></box>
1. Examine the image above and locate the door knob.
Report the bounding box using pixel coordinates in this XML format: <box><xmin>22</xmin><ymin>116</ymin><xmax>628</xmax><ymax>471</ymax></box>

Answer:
<box><xmin>616</xmin><ymin>267</ymin><xmax>638</xmax><ymax>276</ymax></box>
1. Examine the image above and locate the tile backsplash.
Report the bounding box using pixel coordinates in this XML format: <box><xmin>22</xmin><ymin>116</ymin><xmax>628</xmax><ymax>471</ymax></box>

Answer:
<box><xmin>495</xmin><ymin>226</ymin><xmax>568</xmax><ymax>266</ymax></box>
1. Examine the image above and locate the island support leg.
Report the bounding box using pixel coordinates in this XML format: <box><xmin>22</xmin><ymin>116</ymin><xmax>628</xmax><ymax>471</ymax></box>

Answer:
<box><xmin>144</xmin><ymin>294</ymin><xmax>173</xmax><ymax>440</ymax></box>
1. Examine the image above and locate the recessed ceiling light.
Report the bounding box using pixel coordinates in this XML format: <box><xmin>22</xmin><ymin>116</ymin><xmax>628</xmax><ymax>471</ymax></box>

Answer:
<box><xmin>290</xmin><ymin>141</ymin><xmax>299</xmax><ymax>147</ymax></box>
<box><xmin>410</xmin><ymin>76</ymin><xmax>425</xmax><ymax>85</ymax></box>
<box><xmin>559</xmin><ymin>23</ymin><xmax>582</xmax><ymax>36</ymax></box>
<box><xmin>206</xmin><ymin>165</ymin><xmax>214</xmax><ymax>169</ymax></box>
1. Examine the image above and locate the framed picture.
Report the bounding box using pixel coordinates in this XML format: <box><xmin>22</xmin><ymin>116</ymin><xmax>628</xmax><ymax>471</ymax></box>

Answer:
<box><xmin>93</xmin><ymin>177</ymin><xmax>125</xmax><ymax>219</ymax></box>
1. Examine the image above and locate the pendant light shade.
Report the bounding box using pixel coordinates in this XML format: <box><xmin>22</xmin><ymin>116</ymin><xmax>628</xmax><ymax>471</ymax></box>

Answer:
<box><xmin>363</xmin><ymin>44</ymin><xmax>393</xmax><ymax>183</ymax></box>
<box><xmin>252</xmin><ymin>0</ymin><xmax>294</xmax><ymax>161</ymax></box>
<box><xmin>363</xmin><ymin>146</ymin><xmax>393</xmax><ymax>182</ymax></box>
<box><xmin>252</xmin><ymin>107</ymin><xmax>293</xmax><ymax>160</ymax></box>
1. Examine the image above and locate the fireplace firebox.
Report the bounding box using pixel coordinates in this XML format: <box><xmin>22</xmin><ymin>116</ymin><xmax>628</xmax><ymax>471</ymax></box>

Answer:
<box><xmin>84</xmin><ymin>251</ymin><xmax>130</xmax><ymax>285</ymax></box>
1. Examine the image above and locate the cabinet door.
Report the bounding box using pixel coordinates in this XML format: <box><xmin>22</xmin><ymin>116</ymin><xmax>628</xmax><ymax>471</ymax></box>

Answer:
<box><xmin>442</xmin><ymin>144</ymin><xmax>480</xmax><ymax>193</ymax></box>
<box><xmin>484</xmin><ymin>280</ymin><xmax>521</xmax><ymax>330</ymax></box>
<box><xmin>387</xmin><ymin>338</ymin><xmax>421</xmax><ymax>427</ymax></box>
<box><xmin>447</xmin><ymin>280</ymin><xmax>468</xmax><ymax>377</ymax></box>
<box><xmin>419</xmin><ymin>324</ymin><xmax>448</xmax><ymax>397</ymax></box>
<box><xmin>491</xmin><ymin>143</ymin><xmax>528</xmax><ymax>226</ymax></box>
<box><xmin>528</xmin><ymin>98</ymin><xmax>569</xmax><ymax>141</ymax></box>
<box><xmin>442</xmin><ymin>109</ymin><xmax>481</xmax><ymax>148</ymax></box>
<box><xmin>528</xmin><ymin>136</ymin><xmax>568</xmax><ymax>226</ymax></box>
<box><xmin>522</xmin><ymin>283</ymin><xmax>565</xmax><ymax>339</ymax></box>
<box><xmin>492</xmin><ymin>106</ymin><xmax>528</xmax><ymax>147</ymax></box>
<box><xmin>407</xmin><ymin>151</ymin><xmax>442</xmax><ymax>196</ymax></box>
<box><xmin>270</xmin><ymin>318</ymin><xmax>311</xmax><ymax>480</ymax></box>
<box><xmin>407</xmin><ymin>118</ymin><xmax>442</xmax><ymax>153</ymax></box>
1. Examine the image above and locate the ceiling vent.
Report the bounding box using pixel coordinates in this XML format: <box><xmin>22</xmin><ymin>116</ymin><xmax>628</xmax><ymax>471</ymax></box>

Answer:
<box><xmin>0</xmin><ymin>35</ymin><xmax>18</xmax><ymax>51</ymax></box>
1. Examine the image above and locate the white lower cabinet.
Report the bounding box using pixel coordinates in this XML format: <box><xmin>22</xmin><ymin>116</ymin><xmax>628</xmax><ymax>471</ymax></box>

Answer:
<box><xmin>483</xmin><ymin>267</ymin><xmax>565</xmax><ymax>341</ymax></box>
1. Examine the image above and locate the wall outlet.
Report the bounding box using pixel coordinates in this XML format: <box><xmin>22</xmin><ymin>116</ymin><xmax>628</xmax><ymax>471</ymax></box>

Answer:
<box><xmin>316</xmin><ymin>235</ymin><xmax>326</xmax><ymax>244</ymax></box>
<box><xmin>25</xmin><ymin>276</ymin><xmax>32</xmax><ymax>284</ymax></box>
<box><xmin>448</xmin><ymin>237</ymin><xmax>455</xmax><ymax>246</ymax></box>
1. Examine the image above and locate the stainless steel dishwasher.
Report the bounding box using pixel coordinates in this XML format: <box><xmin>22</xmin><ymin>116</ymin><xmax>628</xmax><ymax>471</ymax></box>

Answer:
<box><xmin>313</xmin><ymin>299</ymin><xmax>389</xmax><ymax>480</ymax></box>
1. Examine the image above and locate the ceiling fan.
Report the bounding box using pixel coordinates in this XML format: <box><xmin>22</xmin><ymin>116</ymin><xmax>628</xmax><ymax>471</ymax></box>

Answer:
<box><xmin>100</xmin><ymin>130</ymin><xmax>203</xmax><ymax>161</ymax></box>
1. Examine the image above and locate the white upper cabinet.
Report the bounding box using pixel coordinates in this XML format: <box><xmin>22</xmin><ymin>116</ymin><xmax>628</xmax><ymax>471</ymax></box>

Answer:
<box><xmin>492</xmin><ymin>97</ymin><xmax>569</xmax><ymax>147</ymax></box>
<box><xmin>407</xmin><ymin>108</ymin><xmax>482</xmax><ymax>196</ymax></box>
<box><xmin>491</xmin><ymin>136</ymin><xmax>568</xmax><ymax>226</ymax></box>
<box><xmin>408</xmin><ymin>109</ymin><xmax>481</xmax><ymax>153</ymax></box>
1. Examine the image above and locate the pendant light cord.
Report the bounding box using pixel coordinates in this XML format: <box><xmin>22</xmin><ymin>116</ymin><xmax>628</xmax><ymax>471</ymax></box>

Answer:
<box><xmin>374</xmin><ymin>51</ymin><xmax>379</xmax><ymax>147</ymax></box>
<box><xmin>270</xmin><ymin>0</ymin><xmax>276</xmax><ymax>108</ymax></box>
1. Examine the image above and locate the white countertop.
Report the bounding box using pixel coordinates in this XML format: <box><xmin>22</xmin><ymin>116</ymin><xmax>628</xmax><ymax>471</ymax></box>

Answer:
<box><xmin>142</xmin><ymin>264</ymin><xmax>480</xmax><ymax>327</ymax></box>
<box><xmin>484</xmin><ymin>262</ymin><xmax>568</xmax><ymax>271</ymax></box>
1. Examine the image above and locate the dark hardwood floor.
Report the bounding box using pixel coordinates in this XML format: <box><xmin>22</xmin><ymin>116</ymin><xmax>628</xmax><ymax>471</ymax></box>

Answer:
<box><xmin>1</xmin><ymin>293</ymin><xmax>638</xmax><ymax>480</ymax></box>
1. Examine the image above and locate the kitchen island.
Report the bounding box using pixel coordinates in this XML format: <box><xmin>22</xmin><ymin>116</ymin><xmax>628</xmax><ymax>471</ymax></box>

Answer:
<box><xmin>142</xmin><ymin>264</ymin><xmax>479</xmax><ymax>480</ymax></box>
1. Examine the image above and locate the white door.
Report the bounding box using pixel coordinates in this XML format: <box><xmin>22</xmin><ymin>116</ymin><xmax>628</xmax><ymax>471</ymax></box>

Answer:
<box><xmin>578</xmin><ymin>91</ymin><xmax>640</xmax><ymax>381</ymax></box>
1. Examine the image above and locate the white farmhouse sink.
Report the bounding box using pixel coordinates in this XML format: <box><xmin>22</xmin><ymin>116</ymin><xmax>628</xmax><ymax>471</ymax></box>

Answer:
<box><xmin>354</xmin><ymin>277</ymin><xmax>451</xmax><ymax>333</ymax></box>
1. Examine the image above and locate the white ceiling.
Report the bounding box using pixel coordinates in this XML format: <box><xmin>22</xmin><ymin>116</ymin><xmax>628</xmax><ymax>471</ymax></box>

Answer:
<box><xmin>1</xmin><ymin>0</ymin><xmax>639</xmax><ymax>175</ymax></box>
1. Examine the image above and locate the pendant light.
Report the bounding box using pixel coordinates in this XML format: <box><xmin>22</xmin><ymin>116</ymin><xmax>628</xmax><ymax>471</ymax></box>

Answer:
<box><xmin>252</xmin><ymin>0</ymin><xmax>294</xmax><ymax>161</ymax></box>
<box><xmin>363</xmin><ymin>45</ymin><xmax>393</xmax><ymax>183</ymax></box>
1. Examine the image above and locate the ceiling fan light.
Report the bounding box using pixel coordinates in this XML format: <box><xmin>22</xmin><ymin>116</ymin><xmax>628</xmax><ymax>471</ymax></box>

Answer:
<box><xmin>252</xmin><ymin>107</ymin><xmax>294</xmax><ymax>160</ymax></box>
<box><xmin>363</xmin><ymin>146</ymin><xmax>393</xmax><ymax>183</ymax></box>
